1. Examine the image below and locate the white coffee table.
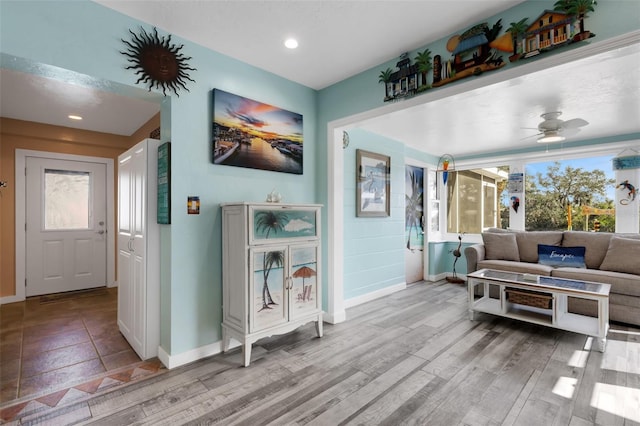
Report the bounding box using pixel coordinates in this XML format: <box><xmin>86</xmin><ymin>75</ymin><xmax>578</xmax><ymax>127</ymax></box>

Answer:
<box><xmin>467</xmin><ymin>269</ymin><xmax>610</xmax><ymax>352</ymax></box>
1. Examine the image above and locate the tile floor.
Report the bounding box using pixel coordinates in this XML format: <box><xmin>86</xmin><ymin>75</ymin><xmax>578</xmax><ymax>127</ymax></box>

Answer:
<box><xmin>0</xmin><ymin>287</ymin><xmax>154</xmax><ymax>405</ymax></box>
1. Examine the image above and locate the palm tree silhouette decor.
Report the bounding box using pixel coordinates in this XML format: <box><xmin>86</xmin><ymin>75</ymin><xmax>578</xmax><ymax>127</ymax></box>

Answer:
<box><xmin>405</xmin><ymin>169</ymin><xmax>424</xmax><ymax>250</ymax></box>
<box><xmin>414</xmin><ymin>48</ymin><xmax>432</xmax><ymax>88</ymax></box>
<box><xmin>255</xmin><ymin>210</ymin><xmax>288</xmax><ymax>310</ymax></box>
<box><xmin>506</xmin><ymin>18</ymin><xmax>528</xmax><ymax>61</ymax></box>
<box><xmin>378</xmin><ymin>68</ymin><xmax>393</xmax><ymax>100</ymax></box>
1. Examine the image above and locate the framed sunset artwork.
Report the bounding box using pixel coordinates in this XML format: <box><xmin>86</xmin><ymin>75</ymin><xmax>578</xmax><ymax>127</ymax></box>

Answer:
<box><xmin>212</xmin><ymin>89</ymin><xmax>303</xmax><ymax>174</ymax></box>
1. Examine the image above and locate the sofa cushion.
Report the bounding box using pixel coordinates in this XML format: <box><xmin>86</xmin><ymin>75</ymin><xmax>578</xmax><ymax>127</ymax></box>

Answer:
<box><xmin>538</xmin><ymin>244</ymin><xmax>586</xmax><ymax>268</ymax></box>
<box><xmin>516</xmin><ymin>231</ymin><xmax>563</xmax><ymax>263</ymax></box>
<box><xmin>552</xmin><ymin>267</ymin><xmax>640</xmax><ymax>297</ymax></box>
<box><xmin>599</xmin><ymin>236</ymin><xmax>640</xmax><ymax>275</ymax></box>
<box><xmin>569</xmin><ymin>296</ymin><xmax>640</xmax><ymax>325</ymax></box>
<box><xmin>561</xmin><ymin>231</ymin><xmax>613</xmax><ymax>269</ymax></box>
<box><xmin>610</xmin><ymin>292</ymin><xmax>640</xmax><ymax>308</ymax></box>
<box><xmin>482</xmin><ymin>232</ymin><xmax>519</xmax><ymax>261</ymax></box>
<box><xmin>477</xmin><ymin>260</ymin><xmax>554</xmax><ymax>276</ymax></box>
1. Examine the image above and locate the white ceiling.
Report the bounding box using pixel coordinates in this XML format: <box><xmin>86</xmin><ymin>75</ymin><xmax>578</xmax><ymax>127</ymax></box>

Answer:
<box><xmin>1</xmin><ymin>1</ymin><xmax>639</xmax><ymax>156</ymax></box>
<box><xmin>94</xmin><ymin>0</ymin><xmax>527</xmax><ymax>91</ymax></box>
<box><xmin>0</xmin><ymin>68</ymin><xmax>161</xmax><ymax>136</ymax></box>
<box><xmin>355</xmin><ymin>41</ymin><xmax>640</xmax><ymax>157</ymax></box>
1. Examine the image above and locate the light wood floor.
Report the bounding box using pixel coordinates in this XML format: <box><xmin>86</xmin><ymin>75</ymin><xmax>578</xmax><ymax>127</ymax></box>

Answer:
<box><xmin>11</xmin><ymin>281</ymin><xmax>640</xmax><ymax>425</ymax></box>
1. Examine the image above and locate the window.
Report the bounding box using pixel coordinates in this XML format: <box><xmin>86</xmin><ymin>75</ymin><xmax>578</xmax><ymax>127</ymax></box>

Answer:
<box><xmin>428</xmin><ymin>169</ymin><xmax>439</xmax><ymax>232</ymax></box>
<box><xmin>446</xmin><ymin>167</ymin><xmax>508</xmax><ymax>234</ymax></box>
<box><xmin>441</xmin><ymin>148</ymin><xmax>640</xmax><ymax>236</ymax></box>
<box><xmin>525</xmin><ymin>156</ymin><xmax>616</xmax><ymax>231</ymax></box>
<box><xmin>44</xmin><ymin>169</ymin><xmax>91</xmax><ymax>230</ymax></box>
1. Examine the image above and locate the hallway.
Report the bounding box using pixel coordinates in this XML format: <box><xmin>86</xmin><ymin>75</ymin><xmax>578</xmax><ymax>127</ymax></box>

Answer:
<box><xmin>0</xmin><ymin>287</ymin><xmax>164</xmax><ymax>408</ymax></box>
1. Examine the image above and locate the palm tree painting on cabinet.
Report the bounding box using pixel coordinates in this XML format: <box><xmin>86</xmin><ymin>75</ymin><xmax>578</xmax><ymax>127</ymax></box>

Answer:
<box><xmin>252</xmin><ymin>249</ymin><xmax>286</xmax><ymax>329</ymax></box>
<box><xmin>253</xmin><ymin>209</ymin><xmax>317</xmax><ymax>241</ymax></box>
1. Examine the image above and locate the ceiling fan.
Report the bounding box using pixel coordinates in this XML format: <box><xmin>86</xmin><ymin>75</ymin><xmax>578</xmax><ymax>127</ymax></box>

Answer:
<box><xmin>524</xmin><ymin>111</ymin><xmax>589</xmax><ymax>143</ymax></box>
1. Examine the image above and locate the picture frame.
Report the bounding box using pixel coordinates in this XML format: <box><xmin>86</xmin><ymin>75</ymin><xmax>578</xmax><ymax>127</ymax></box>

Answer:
<box><xmin>157</xmin><ymin>142</ymin><xmax>171</xmax><ymax>224</ymax></box>
<box><xmin>356</xmin><ymin>149</ymin><xmax>390</xmax><ymax>217</ymax></box>
<box><xmin>211</xmin><ymin>89</ymin><xmax>303</xmax><ymax>175</ymax></box>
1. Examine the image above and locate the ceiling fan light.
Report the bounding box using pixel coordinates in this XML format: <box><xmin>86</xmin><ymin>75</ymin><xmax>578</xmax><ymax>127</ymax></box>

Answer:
<box><xmin>537</xmin><ymin>131</ymin><xmax>565</xmax><ymax>143</ymax></box>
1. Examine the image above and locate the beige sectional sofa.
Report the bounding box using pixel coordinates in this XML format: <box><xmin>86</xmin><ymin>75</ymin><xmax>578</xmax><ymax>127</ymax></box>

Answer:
<box><xmin>464</xmin><ymin>229</ymin><xmax>640</xmax><ymax>327</ymax></box>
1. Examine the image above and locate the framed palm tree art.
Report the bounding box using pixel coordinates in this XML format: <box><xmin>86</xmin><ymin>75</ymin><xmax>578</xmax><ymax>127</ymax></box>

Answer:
<box><xmin>356</xmin><ymin>149</ymin><xmax>391</xmax><ymax>217</ymax></box>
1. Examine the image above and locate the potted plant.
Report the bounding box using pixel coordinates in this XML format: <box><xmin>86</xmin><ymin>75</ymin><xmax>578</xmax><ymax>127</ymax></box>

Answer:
<box><xmin>554</xmin><ymin>0</ymin><xmax>597</xmax><ymax>42</ymax></box>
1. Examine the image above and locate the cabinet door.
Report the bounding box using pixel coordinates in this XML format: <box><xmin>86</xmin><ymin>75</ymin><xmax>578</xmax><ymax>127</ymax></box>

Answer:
<box><xmin>249</xmin><ymin>246</ymin><xmax>289</xmax><ymax>332</ymax></box>
<box><xmin>289</xmin><ymin>244</ymin><xmax>319</xmax><ymax>319</ymax></box>
<box><xmin>249</xmin><ymin>205</ymin><xmax>319</xmax><ymax>245</ymax></box>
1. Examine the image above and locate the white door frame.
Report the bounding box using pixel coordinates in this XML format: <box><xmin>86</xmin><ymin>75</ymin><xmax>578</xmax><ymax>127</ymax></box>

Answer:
<box><xmin>10</xmin><ymin>149</ymin><xmax>115</xmax><ymax>304</ymax></box>
<box><xmin>324</xmin><ymin>34</ymin><xmax>636</xmax><ymax>324</ymax></box>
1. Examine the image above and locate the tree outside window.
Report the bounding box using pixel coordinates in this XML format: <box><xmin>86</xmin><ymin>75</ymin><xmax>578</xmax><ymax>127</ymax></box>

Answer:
<box><xmin>525</xmin><ymin>158</ymin><xmax>616</xmax><ymax>231</ymax></box>
<box><xmin>444</xmin><ymin>156</ymin><xmax>619</xmax><ymax>234</ymax></box>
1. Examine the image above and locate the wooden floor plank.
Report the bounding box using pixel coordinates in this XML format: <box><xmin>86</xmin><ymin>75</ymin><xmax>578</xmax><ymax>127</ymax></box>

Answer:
<box><xmin>7</xmin><ymin>280</ymin><xmax>639</xmax><ymax>426</ymax></box>
<box><xmin>345</xmin><ymin>369</ymin><xmax>436</xmax><ymax>425</ymax></box>
<box><xmin>305</xmin><ymin>355</ymin><xmax>426</xmax><ymax>425</ymax></box>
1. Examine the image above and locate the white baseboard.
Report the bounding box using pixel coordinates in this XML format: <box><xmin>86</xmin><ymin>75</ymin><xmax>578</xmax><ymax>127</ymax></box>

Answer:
<box><xmin>0</xmin><ymin>294</ymin><xmax>24</xmax><ymax>305</ymax></box>
<box><xmin>344</xmin><ymin>282</ymin><xmax>406</xmax><ymax>309</ymax></box>
<box><xmin>428</xmin><ymin>273</ymin><xmax>448</xmax><ymax>282</ymax></box>
<box><xmin>427</xmin><ymin>273</ymin><xmax>467</xmax><ymax>282</ymax></box>
<box><xmin>323</xmin><ymin>310</ymin><xmax>346</xmax><ymax>324</ymax></box>
<box><xmin>157</xmin><ymin>339</ymin><xmax>241</xmax><ymax>369</ymax></box>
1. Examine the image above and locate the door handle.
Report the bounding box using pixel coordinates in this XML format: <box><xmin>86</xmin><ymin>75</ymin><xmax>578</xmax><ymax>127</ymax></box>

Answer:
<box><xmin>96</xmin><ymin>230</ymin><xmax>105</xmax><ymax>235</ymax></box>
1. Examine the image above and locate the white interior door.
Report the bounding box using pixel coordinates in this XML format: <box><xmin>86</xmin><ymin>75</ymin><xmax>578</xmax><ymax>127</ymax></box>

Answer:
<box><xmin>26</xmin><ymin>157</ymin><xmax>107</xmax><ymax>296</ymax></box>
<box><xmin>117</xmin><ymin>146</ymin><xmax>147</xmax><ymax>353</ymax></box>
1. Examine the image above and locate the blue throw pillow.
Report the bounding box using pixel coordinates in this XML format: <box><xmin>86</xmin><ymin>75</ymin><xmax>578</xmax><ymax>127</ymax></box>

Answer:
<box><xmin>538</xmin><ymin>244</ymin><xmax>586</xmax><ymax>268</ymax></box>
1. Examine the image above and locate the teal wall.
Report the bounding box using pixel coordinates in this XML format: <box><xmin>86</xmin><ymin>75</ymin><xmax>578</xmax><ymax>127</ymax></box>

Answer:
<box><xmin>2</xmin><ymin>0</ymin><xmax>638</xmax><ymax>359</ymax></box>
<box><xmin>342</xmin><ymin>129</ymin><xmax>405</xmax><ymax>300</ymax></box>
<box><xmin>316</xmin><ymin>0</ymin><xmax>640</xmax><ymax>299</ymax></box>
<box><xmin>1</xmin><ymin>1</ymin><xmax>317</xmax><ymax>356</ymax></box>
<box><xmin>429</xmin><ymin>242</ymin><xmax>475</xmax><ymax>277</ymax></box>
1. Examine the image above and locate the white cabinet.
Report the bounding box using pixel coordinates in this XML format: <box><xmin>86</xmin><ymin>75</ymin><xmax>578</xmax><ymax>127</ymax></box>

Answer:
<box><xmin>221</xmin><ymin>202</ymin><xmax>323</xmax><ymax>366</ymax></box>
<box><xmin>117</xmin><ymin>139</ymin><xmax>160</xmax><ymax>360</ymax></box>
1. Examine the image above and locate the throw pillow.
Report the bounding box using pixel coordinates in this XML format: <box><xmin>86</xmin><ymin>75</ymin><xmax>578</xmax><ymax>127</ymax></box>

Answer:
<box><xmin>516</xmin><ymin>231</ymin><xmax>563</xmax><ymax>263</ymax></box>
<box><xmin>482</xmin><ymin>232</ymin><xmax>520</xmax><ymax>261</ymax></box>
<box><xmin>538</xmin><ymin>244</ymin><xmax>586</xmax><ymax>268</ymax></box>
<box><xmin>599</xmin><ymin>236</ymin><xmax>640</xmax><ymax>275</ymax></box>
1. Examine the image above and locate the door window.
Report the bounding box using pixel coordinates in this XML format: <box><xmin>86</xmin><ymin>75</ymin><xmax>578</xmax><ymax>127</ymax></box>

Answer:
<box><xmin>44</xmin><ymin>169</ymin><xmax>91</xmax><ymax>230</ymax></box>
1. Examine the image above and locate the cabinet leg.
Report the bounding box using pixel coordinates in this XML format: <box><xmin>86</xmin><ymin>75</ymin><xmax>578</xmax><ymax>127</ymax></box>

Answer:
<box><xmin>596</xmin><ymin>337</ymin><xmax>607</xmax><ymax>353</ymax></box>
<box><xmin>243</xmin><ymin>343</ymin><xmax>252</xmax><ymax>367</ymax></box>
<box><xmin>315</xmin><ymin>318</ymin><xmax>323</xmax><ymax>338</ymax></box>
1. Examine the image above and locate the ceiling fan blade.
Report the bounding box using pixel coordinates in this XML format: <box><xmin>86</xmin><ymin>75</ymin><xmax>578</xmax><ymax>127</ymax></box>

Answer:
<box><xmin>561</xmin><ymin>128</ymin><xmax>581</xmax><ymax>138</ymax></box>
<box><xmin>520</xmin><ymin>132</ymin><xmax>542</xmax><ymax>141</ymax></box>
<box><xmin>562</xmin><ymin>118</ymin><xmax>589</xmax><ymax>129</ymax></box>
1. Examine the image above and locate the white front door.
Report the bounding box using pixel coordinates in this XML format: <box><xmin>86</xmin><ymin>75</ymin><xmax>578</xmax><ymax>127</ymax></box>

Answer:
<box><xmin>25</xmin><ymin>157</ymin><xmax>107</xmax><ymax>296</ymax></box>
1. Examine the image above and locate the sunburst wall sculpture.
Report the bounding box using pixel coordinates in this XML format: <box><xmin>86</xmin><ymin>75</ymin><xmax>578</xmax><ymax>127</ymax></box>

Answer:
<box><xmin>121</xmin><ymin>27</ymin><xmax>196</xmax><ymax>97</ymax></box>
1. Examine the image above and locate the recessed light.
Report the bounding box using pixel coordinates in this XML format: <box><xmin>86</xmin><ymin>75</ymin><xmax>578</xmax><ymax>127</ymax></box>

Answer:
<box><xmin>284</xmin><ymin>38</ymin><xmax>298</xmax><ymax>49</ymax></box>
<box><xmin>68</xmin><ymin>115</ymin><xmax>83</xmax><ymax>120</ymax></box>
